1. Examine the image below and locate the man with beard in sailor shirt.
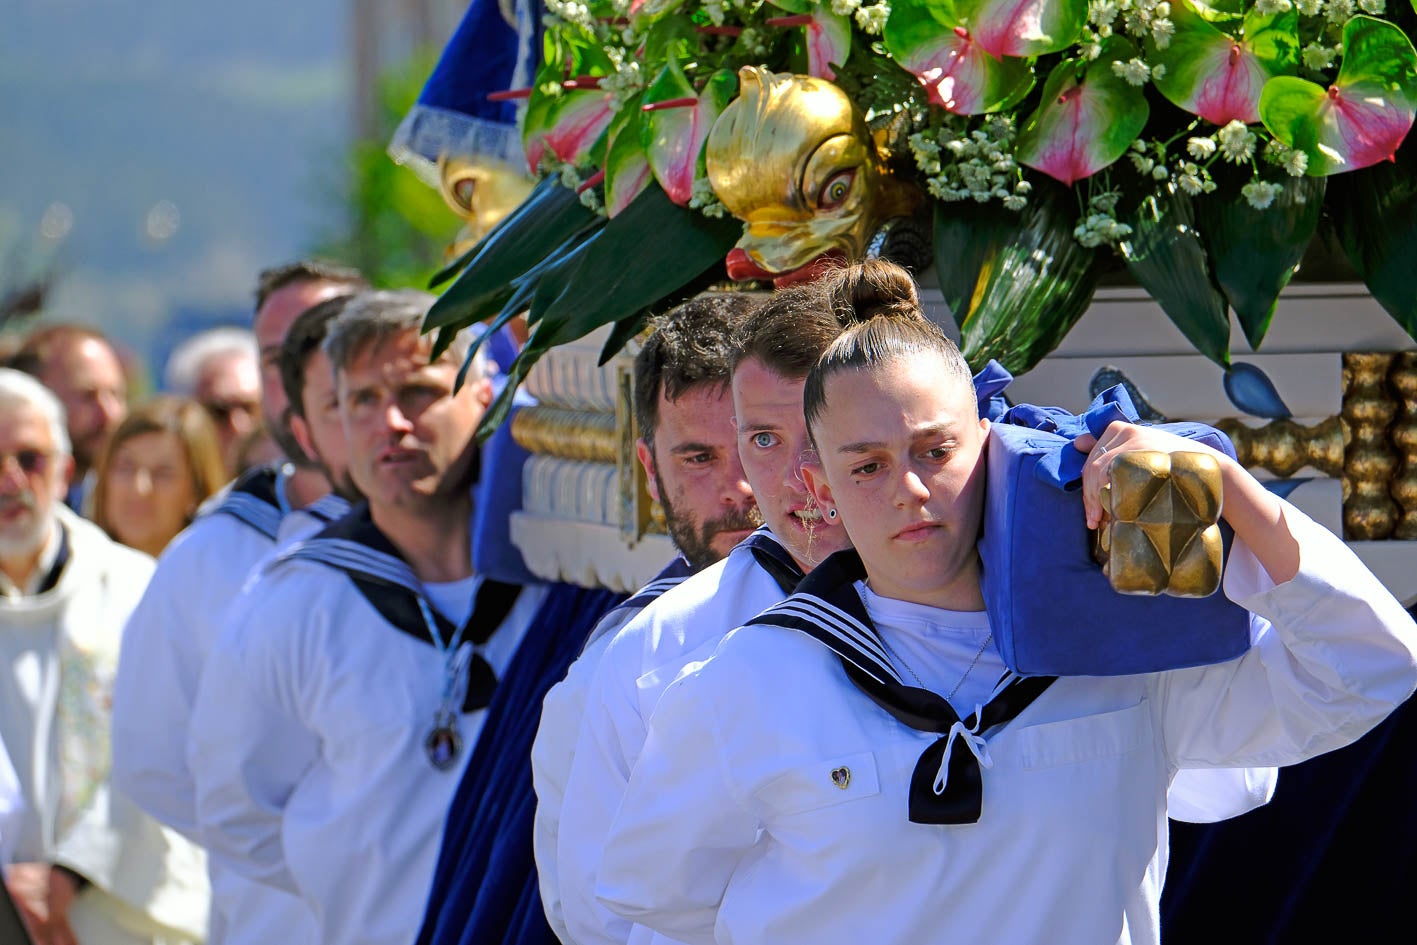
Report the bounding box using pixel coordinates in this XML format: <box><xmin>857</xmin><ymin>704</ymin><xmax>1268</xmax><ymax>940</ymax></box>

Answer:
<box><xmin>111</xmin><ymin>260</ymin><xmax>368</xmax><ymax>945</ymax></box>
<box><xmin>189</xmin><ymin>290</ymin><xmax>547</xmax><ymax>945</ymax></box>
<box><xmin>556</xmin><ymin>283</ymin><xmax>858</xmax><ymax>945</ymax></box>
<box><xmin>526</xmin><ymin>294</ymin><xmax>761</xmax><ymax>944</ymax></box>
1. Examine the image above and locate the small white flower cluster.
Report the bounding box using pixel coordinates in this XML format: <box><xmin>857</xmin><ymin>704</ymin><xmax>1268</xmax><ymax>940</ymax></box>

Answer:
<box><xmin>1254</xmin><ymin>0</ymin><xmax>1293</xmax><ymax>14</ymax></box>
<box><xmin>545</xmin><ymin>0</ymin><xmax>596</xmax><ymax>30</ymax></box>
<box><xmin>1326</xmin><ymin>0</ymin><xmax>1355</xmax><ymax>21</ymax></box>
<box><xmin>1217</xmin><ymin>120</ymin><xmax>1257</xmax><ymax>163</ymax></box>
<box><xmin>1302</xmin><ymin>41</ymin><xmax>1338</xmax><ymax>71</ymax></box>
<box><xmin>1132</xmin><ymin>138</ymin><xmax>1216</xmax><ymax>197</ymax></box>
<box><xmin>1086</xmin><ymin>0</ymin><xmax>1175</xmax><ymax>50</ymax></box>
<box><xmin>827</xmin><ymin>0</ymin><xmax>891</xmax><ymax>34</ymax></box>
<box><xmin>1265</xmin><ymin>138</ymin><xmax>1310</xmax><ymax>176</ymax></box>
<box><xmin>737</xmin><ymin>25</ymin><xmax>771</xmax><ymax>57</ymax></box>
<box><xmin>1296</xmin><ymin>0</ymin><xmax>1324</xmax><ymax>13</ymax></box>
<box><xmin>600</xmin><ymin>50</ymin><xmax>645</xmax><ymax>111</ymax></box>
<box><xmin>1128</xmin><ymin>138</ymin><xmax>1170</xmax><ymax>180</ymax></box>
<box><xmin>1174</xmin><ymin>160</ymin><xmax>1216</xmax><ymax>196</ymax></box>
<box><xmin>689</xmin><ymin>176</ymin><xmax>728</xmax><ymax>217</ymax></box>
<box><xmin>1111</xmin><ymin>57</ymin><xmax>1153</xmax><ymax>86</ymax></box>
<box><xmin>1186</xmin><ymin>136</ymin><xmax>1216</xmax><ymax>160</ymax></box>
<box><xmin>909</xmin><ymin>117</ymin><xmax>1031</xmax><ymax>209</ymax></box>
<box><xmin>1241</xmin><ymin>179</ymin><xmax>1281</xmax><ymax>209</ymax></box>
<box><xmin>1073</xmin><ymin>191</ymin><xmax>1134</xmax><ymax>247</ymax></box>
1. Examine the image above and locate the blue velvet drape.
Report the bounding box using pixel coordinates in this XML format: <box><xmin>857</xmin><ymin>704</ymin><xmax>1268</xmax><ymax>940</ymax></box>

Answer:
<box><xmin>417</xmin><ymin>583</ymin><xmax>626</xmax><ymax>945</ymax></box>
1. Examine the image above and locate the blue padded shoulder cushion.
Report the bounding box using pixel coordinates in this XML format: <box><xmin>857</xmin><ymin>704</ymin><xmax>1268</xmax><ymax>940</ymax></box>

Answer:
<box><xmin>978</xmin><ymin>387</ymin><xmax>1252</xmax><ymax>676</ymax></box>
<box><xmin>472</xmin><ymin>400</ymin><xmax>542</xmax><ymax>586</ymax></box>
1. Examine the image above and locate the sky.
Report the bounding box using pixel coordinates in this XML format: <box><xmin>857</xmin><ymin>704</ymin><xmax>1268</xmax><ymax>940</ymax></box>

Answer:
<box><xmin>0</xmin><ymin>0</ymin><xmax>384</xmax><ymax>381</ymax></box>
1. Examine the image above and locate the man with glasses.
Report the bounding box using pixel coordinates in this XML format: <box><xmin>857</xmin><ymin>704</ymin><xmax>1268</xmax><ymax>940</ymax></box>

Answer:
<box><xmin>163</xmin><ymin>327</ymin><xmax>262</xmax><ymax>477</ymax></box>
<box><xmin>8</xmin><ymin>324</ymin><xmax>127</xmax><ymax>514</ymax></box>
<box><xmin>0</xmin><ymin>368</ymin><xmax>207</xmax><ymax>945</ymax></box>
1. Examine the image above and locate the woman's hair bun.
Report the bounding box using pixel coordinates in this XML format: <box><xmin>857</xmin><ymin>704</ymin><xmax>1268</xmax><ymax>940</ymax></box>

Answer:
<box><xmin>824</xmin><ymin>258</ymin><xmax>921</xmax><ymax>327</ymax></box>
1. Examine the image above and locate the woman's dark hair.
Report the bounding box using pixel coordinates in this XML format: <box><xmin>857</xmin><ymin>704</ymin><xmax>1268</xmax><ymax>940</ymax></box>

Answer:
<box><xmin>803</xmin><ymin>259</ymin><xmax>974</xmax><ymax>442</ymax></box>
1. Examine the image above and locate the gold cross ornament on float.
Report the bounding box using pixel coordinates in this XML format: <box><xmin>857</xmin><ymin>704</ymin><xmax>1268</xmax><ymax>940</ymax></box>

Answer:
<box><xmin>1093</xmin><ymin>451</ymin><xmax>1225</xmax><ymax>598</ymax></box>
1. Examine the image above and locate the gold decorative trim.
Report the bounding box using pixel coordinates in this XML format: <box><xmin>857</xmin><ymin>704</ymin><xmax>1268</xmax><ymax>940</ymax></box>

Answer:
<box><xmin>1214</xmin><ymin>417</ymin><xmax>1345</xmax><ymax>479</ymax></box>
<box><xmin>1342</xmin><ymin>352</ymin><xmax>1400</xmax><ymax>540</ymax></box>
<box><xmin>1387</xmin><ymin>352</ymin><xmax>1417</xmax><ymax>540</ymax></box>
<box><xmin>510</xmin><ymin>407</ymin><xmax>618</xmax><ymax>464</ymax></box>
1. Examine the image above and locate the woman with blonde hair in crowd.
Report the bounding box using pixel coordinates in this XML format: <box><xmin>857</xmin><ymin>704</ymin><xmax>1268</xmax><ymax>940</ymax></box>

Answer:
<box><xmin>92</xmin><ymin>397</ymin><xmax>226</xmax><ymax>558</ymax></box>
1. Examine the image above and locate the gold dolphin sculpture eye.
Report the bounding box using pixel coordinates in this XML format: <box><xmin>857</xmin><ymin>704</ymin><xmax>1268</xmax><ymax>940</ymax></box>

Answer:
<box><xmin>706</xmin><ymin>66</ymin><xmax>922</xmax><ymax>283</ymax></box>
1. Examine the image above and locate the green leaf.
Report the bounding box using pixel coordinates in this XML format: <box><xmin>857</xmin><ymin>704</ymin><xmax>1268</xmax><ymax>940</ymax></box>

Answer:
<box><xmin>598</xmin><ymin>314</ymin><xmax>649</xmax><ymax>367</ymax></box>
<box><xmin>1016</xmin><ymin>39</ymin><xmax>1150</xmax><ymax>185</ymax></box>
<box><xmin>1329</xmin><ymin>131</ymin><xmax>1417</xmax><ymax>338</ymax></box>
<box><xmin>435</xmin><ymin>223</ymin><xmax>600</xmax><ymax>362</ymax></box>
<box><xmin>883</xmin><ymin>0</ymin><xmax>1035</xmax><ymax>114</ymax></box>
<box><xmin>951</xmin><ymin>0</ymin><xmax>1088</xmax><ymax>58</ymax></box>
<box><xmin>522</xmin><ymin>31</ymin><xmax>616</xmax><ymax>172</ymax></box>
<box><xmin>1120</xmin><ymin>186</ymin><xmax>1232</xmax><ymax>367</ymax></box>
<box><xmin>1193</xmin><ymin>166</ymin><xmax>1325</xmax><ymax>350</ymax></box>
<box><xmin>954</xmin><ymin>179</ymin><xmax>1104</xmax><ymax>373</ymax></box>
<box><xmin>423</xmin><ymin>177</ymin><xmax>601</xmax><ymax>334</ymax></box>
<box><xmin>1150</xmin><ymin>0</ymin><xmax>1298</xmax><ymax>126</ymax></box>
<box><xmin>932</xmin><ymin>198</ymin><xmax>1023</xmax><ymax>323</ymax></box>
<box><xmin>538</xmin><ymin>183</ymin><xmax>742</xmax><ymax>342</ymax></box>
<box><xmin>642</xmin><ymin>65</ymin><xmax>736</xmax><ymax>206</ymax></box>
<box><xmin>604</xmin><ymin>98</ymin><xmax>654</xmax><ymax>217</ymax></box>
<box><xmin>471</xmin><ymin>187</ymin><xmax>742</xmax><ymax>439</ymax></box>
<box><xmin>1259</xmin><ymin>15</ymin><xmax>1417</xmax><ymax>175</ymax></box>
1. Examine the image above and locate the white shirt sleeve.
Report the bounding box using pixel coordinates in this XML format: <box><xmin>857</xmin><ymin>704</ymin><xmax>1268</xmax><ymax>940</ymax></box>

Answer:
<box><xmin>189</xmin><ymin>578</ymin><xmax>319</xmax><ymax>896</ymax></box>
<box><xmin>1155</xmin><ymin>503</ymin><xmax>1417</xmax><ymax>768</ymax></box>
<box><xmin>111</xmin><ymin>521</ymin><xmax>269</xmax><ymax>838</ymax></box>
<box><xmin>594</xmin><ymin>663</ymin><xmax>758</xmax><ymax>945</ymax></box>
<box><xmin>532</xmin><ymin>621</ymin><xmax>622</xmax><ymax>944</ymax></box>
<box><xmin>1166</xmin><ymin>766</ymin><xmax>1277</xmax><ymax>823</ymax></box>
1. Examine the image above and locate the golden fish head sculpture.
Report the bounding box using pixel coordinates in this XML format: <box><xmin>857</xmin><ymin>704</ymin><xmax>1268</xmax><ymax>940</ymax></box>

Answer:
<box><xmin>706</xmin><ymin>66</ymin><xmax>922</xmax><ymax>287</ymax></box>
<box><xmin>439</xmin><ymin>155</ymin><xmax>537</xmax><ymax>261</ymax></box>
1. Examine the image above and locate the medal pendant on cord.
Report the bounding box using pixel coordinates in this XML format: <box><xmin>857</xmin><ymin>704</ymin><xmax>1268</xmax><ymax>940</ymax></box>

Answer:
<box><xmin>425</xmin><ymin>710</ymin><xmax>463</xmax><ymax>770</ymax></box>
<box><xmin>425</xmin><ymin>640</ymin><xmax>474</xmax><ymax>770</ymax></box>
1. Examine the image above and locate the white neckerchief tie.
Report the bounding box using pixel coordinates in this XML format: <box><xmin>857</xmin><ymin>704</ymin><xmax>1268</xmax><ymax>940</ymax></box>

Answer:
<box><xmin>933</xmin><ymin>708</ymin><xmax>994</xmax><ymax>796</ymax></box>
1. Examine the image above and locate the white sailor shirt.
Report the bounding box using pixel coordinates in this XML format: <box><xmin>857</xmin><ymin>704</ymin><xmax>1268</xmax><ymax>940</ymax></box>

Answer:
<box><xmin>189</xmin><ymin>548</ymin><xmax>546</xmax><ymax>945</ymax></box>
<box><xmin>594</xmin><ymin>505</ymin><xmax>1417</xmax><ymax>945</ymax></box>
<box><xmin>111</xmin><ymin>468</ymin><xmax>326</xmax><ymax>945</ymax></box>
<box><xmin>532</xmin><ymin>559</ymin><xmax>693</xmax><ymax>942</ymax></box>
<box><xmin>558</xmin><ymin>532</ymin><xmax>797</xmax><ymax>945</ymax></box>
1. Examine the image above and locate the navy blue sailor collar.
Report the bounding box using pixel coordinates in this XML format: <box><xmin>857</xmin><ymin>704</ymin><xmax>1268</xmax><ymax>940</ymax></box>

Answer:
<box><xmin>278</xmin><ymin>502</ymin><xmax>524</xmax><ymax>713</ymax></box>
<box><xmin>207</xmin><ymin>464</ymin><xmax>286</xmax><ymax>540</ymax></box>
<box><xmin>740</xmin><ymin>525</ymin><xmax>804</xmax><ymax>596</ymax></box>
<box><xmin>746</xmin><ymin>548</ymin><xmax>1055</xmax><ymax>825</ymax></box>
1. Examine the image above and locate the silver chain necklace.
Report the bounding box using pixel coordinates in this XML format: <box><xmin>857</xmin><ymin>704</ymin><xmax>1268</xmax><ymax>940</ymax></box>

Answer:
<box><xmin>880</xmin><ymin>628</ymin><xmax>995</xmax><ymax>702</ymax></box>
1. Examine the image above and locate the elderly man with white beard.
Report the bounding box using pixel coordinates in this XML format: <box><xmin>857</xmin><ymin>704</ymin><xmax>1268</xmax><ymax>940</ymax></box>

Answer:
<box><xmin>0</xmin><ymin>368</ymin><xmax>207</xmax><ymax>945</ymax></box>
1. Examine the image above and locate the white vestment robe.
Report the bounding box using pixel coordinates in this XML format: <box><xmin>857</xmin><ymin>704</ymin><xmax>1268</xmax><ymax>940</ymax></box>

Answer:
<box><xmin>3</xmin><ymin>508</ymin><xmax>209</xmax><ymax>944</ymax></box>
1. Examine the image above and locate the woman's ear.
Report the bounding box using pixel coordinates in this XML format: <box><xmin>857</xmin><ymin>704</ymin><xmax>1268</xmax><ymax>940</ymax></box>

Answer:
<box><xmin>801</xmin><ymin>462</ymin><xmax>835</xmax><ymax>517</ymax></box>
